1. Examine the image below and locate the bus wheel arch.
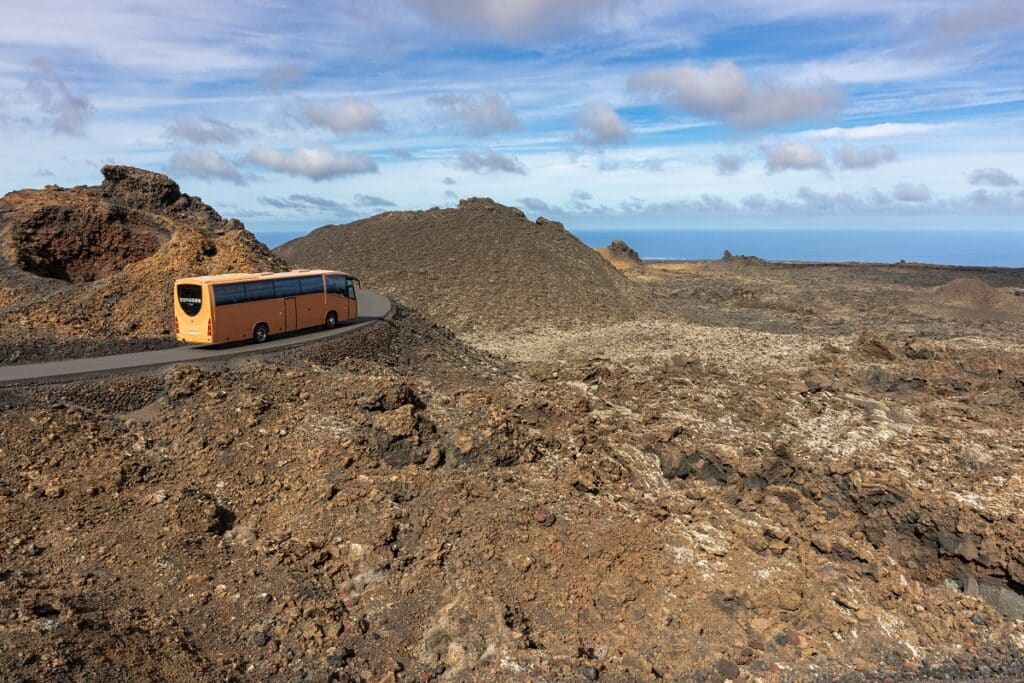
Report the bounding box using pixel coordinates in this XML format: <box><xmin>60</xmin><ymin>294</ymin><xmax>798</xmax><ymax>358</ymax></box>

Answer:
<box><xmin>325</xmin><ymin>311</ymin><xmax>338</xmax><ymax>329</ymax></box>
<box><xmin>253</xmin><ymin>323</ymin><xmax>270</xmax><ymax>343</ymax></box>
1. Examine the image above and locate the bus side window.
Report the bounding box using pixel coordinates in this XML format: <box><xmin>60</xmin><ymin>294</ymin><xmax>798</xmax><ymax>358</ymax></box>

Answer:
<box><xmin>299</xmin><ymin>276</ymin><xmax>324</xmax><ymax>294</ymax></box>
<box><xmin>245</xmin><ymin>280</ymin><xmax>275</xmax><ymax>301</ymax></box>
<box><xmin>274</xmin><ymin>278</ymin><xmax>301</xmax><ymax>297</ymax></box>
<box><xmin>344</xmin><ymin>277</ymin><xmax>356</xmax><ymax>300</ymax></box>
<box><xmin>214</xmin><ymin>283</ymin><xmax>245</xmax><ymax>305</ymax></box>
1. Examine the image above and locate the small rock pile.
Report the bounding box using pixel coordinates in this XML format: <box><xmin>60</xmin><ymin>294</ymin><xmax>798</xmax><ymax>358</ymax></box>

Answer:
<box><xmin>595</xmin><ymin>239</ymin><xmax>643</xmax><ymax>271</ymax></box>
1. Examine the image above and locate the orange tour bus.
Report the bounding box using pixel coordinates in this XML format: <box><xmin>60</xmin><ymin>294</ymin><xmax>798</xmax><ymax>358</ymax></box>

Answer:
<box><xmin>173</xmin><ymin>269</ymin><xmax>359</xmax><ymax>344</ymax></box>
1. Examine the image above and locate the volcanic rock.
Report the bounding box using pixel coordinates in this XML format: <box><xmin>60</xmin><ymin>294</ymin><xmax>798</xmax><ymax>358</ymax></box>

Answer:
<box><xmin>0</xmin><ymin>166</ymin><xmax>283</xmax><ymax>348</ymax></box>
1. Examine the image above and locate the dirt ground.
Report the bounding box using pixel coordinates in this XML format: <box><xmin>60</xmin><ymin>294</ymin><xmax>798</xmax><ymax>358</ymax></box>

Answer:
<box><xmin>2</xmin><ymin>259</ymin><xmax>1024</xmax><ymax>682</ymax></box>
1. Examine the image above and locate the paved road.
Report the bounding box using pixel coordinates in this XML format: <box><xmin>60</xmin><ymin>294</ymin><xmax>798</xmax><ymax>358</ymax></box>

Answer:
<box><xmin>0</xmin><ymin>289</ymin><xmax>393</xmax><ymax>386</ymax></box>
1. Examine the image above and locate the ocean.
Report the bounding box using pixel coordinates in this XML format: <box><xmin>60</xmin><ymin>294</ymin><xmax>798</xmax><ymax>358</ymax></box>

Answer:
<box><xmin>256</xmin><ymin>228</ymin><xmax>1024</xmax><ymax>268</ymax></box>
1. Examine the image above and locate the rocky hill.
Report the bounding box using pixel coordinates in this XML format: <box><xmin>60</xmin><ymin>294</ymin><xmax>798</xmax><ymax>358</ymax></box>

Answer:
<box><xmin>276</xmin><ymin>198</ymin><xmax>642</xmax><ymax>333</ymax></box>
<box><xmin>0</xmin><ymin>166</ymin><xmax>283</xmax><ymax>360</ymax></box>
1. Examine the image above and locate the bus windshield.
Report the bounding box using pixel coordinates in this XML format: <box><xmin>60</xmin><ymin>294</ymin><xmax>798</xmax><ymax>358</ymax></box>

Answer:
<box><xmin>177</xmin><ymin>284</ymin><xmax>202</xmax><ymax>316</ymax></box>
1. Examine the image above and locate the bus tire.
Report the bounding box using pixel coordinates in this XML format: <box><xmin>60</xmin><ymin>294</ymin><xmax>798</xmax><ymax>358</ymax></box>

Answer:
<box><xmin>253</xmin><ymin>323</ymin><xmax>269</xmax><ymax>343</ymax></box>
<box><xmin>325</xmin><ymin>311</ymin><xmax>338</xmax><ymax>329</ymax></box>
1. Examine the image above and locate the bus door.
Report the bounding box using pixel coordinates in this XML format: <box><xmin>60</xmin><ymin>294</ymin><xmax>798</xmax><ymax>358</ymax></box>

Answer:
<box><xmin>284</xmin><ymin>297</ymin><xmax>298</xmax><ymax>331</ymax></box>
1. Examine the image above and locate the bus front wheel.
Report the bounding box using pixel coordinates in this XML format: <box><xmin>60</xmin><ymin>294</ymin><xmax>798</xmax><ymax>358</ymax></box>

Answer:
<box><xmin>325</xmin><ymin>311</ymin><xmax>338</xmax><ymax>329</ymax></box>
<box><xmin>253</xmin><ymin>323</ymin><xmax>269</xmax><ymax>343</ymax></box>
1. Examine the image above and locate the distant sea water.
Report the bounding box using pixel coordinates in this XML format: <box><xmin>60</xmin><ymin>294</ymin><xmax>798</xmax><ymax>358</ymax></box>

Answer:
<box><xmin>574</xmin><ymin>229</ymin><xmax>1024</xmax><ymax>268</ymax></box>
<box><xmin>256</xmin><ymin>228</ymin><xmax>1024</xmax><ymax>268</ymax></box>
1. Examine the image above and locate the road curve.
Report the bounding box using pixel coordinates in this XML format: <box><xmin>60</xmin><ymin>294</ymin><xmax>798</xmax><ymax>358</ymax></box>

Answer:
<box><xmin>0</xmin><ymin>289</ymin><xmax>393</xmax><ymax>386</ymax></box>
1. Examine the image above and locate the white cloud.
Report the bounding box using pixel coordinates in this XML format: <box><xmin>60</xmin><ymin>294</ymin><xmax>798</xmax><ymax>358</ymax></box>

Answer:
<box><xmin>353</xmin><ymin>193</ymin><xmax>397</xmax><ymax>207</ymax></box>
<box><xmin>457</xmin><ymin>150</ymin><xmax>526</xmax><ymax>174</ymax></box>
<box><xmin>166</xmin><ymin>114</ymin><xmax>251</xmax><ymax>144</ymax></box>
<box><xmin>963</xmin><ymin>188</ymin><xmax>1024</xmax><ymax>209</ymax></box>
<box><xmin>713</xmin><ymin>153</ymin><xmax>744</xmax><ymax>176</ymax></box>
<box><xmin>404</xmin><ymin>0</ymin><xmax>625</xmax><ymax>41</ymax></box>
<box><xmin>576</xmin><ymin>101</ymin><xmax>630</xmax><ymax>146</ymax></box>
<box><xmin>598</xmin><ymin>156</ymin><xmax>666</xmax><ymax>173</ymax></box>
<box><xmin>301</xmin><ymin>97</ymin><xmax>387</xmax><ymax>134</ymax></box>
<box><xmin>742</xmin><ymin>194</ymin><xmax>769</xmax><ymax>211</ymax></box>
<box><xmin>763</xmin><ymin>143</ymin><xmax>828</xmax><ymax>173</ymax></box>
<box><xmin>628</xmin><ymin>60</ymin><xmax>841</xmax><ymax>129</ymax></box>
<box><xmin>968</xmin><ymin>167</ymin><xmax>1019</xmax><ymax>187</ymax></box>
<box><xmin>893</xmin><ymin>182</ymin><xmax>932</xmax><ymax>203</ymax></box>
<box><xmin>618</xmin><ymin>194</ymin><xmax>738</xmax><ymax>215</ymax></box>
<box><xmin>260</xmin><ymin>63</ymin><xmax>304</xmax><ymax>89</ymax></box>
<box><xmin>929</xmin><ymin>0</ymin><xmax>1024</xmax><ymax>43</ymax></box>
<box><xmin>796</xmin><ymin>186</ymin><xmax>865</xmax><ymax>211</ymax></box>
<box><xmin>26</xmin><ymin>57</ymin><xmax>92</xmax><ymax>135</ymax></box>
<box><xmin>834</xmin><ymin>145</ymin><xmax>897</xmax><ymax>170</ymax></box>
<box><xmin>429</xmin><ymin>93</ymin><xmax>520</xmax><ymax>137</ymax></box>
<box><xmin>260</xmin><ymin>194</ymin><xmax>353</xmax><ymax>215</ymax></box>
<box><xmin>245</xmin><ymin>146</ymin><xmax>378</xmax><ymax>181</ymax></box>
<box><xmin>519</xmin><ymin>197</ymin><xmax>552</xmax><ymax>212</ymax></box>
<box><xmin>803</xmin><ymin>123</ymin><xmax>941</xmax><ymax>139</ymax></box>
<box><xmin>167</xmin><ymin>149</ymin><xmax>244</xmax><ymax>184</ymax></box>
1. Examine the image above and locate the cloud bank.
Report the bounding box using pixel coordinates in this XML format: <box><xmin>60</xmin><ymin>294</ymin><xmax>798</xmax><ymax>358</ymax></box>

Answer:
<box><xmin>576</xmin><ymin>101</ymin><xmax>630</xmax><ymax>146</ymax></box>
<box><xmin>245</xmin><ymin>146</ymin><xmax>378</xmax><ymax>181</ymax></box>
<box><xmin>629</xmin><ymin>60</ymin><xmax>841</xmax><ymax>129</ymax></box>
<box><xmin>457</xmin><ymin>150</ymin><xmax>526</xmax><ymax>174</ymax></box>
<box><xmin>167</xmin><ymin>150</ymin><xmax>244</xmax><ymax>184</ymax></box>
<box><xmin>301</xmin><ymin>98</ymin><xmax>387</xmax><ymax>134</ymax></box>
<box><xmin>166</xmin><ymin>114</ymin><xmax>251</xmax><ymax>145</ymax></box>
<box><xmin>430</xmin><ymin>93</ymin><xmax>520</xmax><ymax>137</ymax></box>
<box><xmin>26</xmin><ymin>58</ymin><xmax>92</xmax><ymax>135</ymax></box>
<box><xmin>763</xmin><ymin>143</ymin><xmax>828</xmax><ymax>173</ymax></box>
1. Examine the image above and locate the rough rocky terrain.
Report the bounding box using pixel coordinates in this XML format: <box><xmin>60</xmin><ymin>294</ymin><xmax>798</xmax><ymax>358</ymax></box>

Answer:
<box><xmin>1</xmin><ymin>194</ymin><xmax>1024</xmax><ymax>681</ymax></box>
<box><xmin>275</xmin><ymin>199</ymin><xmax>642</xmax><ymax>333</ymax></box>
<box><xmin>2</xmin><ymin>184</ymin><xmax>1024</xmax><ymax>679</ymax></box>
<box><xmin>0</xmin><ymin>166</ymin><xmax>282</xmax><ymax>363</ymax></box>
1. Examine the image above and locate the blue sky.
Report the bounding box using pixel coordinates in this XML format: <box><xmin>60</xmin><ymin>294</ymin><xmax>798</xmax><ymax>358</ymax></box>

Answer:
<box><xmin>1</xmin><ymin>0</ymin><xmax>1023</xmax><ymax>237</ymax></box>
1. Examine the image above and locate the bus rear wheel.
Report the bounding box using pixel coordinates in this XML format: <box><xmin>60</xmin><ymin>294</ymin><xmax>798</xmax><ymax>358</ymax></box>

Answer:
<box><xmin>253</xmin><ymin>323</ymin><xmax>269</xmax><ymax>343</ymax></box>
<box><xmin>325</xmin><ymin>311</ymin><xmax>338</xmax><ymax>329</ymax></box>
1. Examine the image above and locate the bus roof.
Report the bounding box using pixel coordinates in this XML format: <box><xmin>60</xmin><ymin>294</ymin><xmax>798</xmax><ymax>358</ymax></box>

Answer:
<box><xmin>175</xmin><ymin>269</ymin><xmax>354</xmax><ymax>285</ymax></box>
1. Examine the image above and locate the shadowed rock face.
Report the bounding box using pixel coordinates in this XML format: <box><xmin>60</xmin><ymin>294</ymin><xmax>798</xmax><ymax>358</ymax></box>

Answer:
<box><xmin>8</xmin><ymin>197</ymin><xmax>169</xmax><ymax>283</ymax></box>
